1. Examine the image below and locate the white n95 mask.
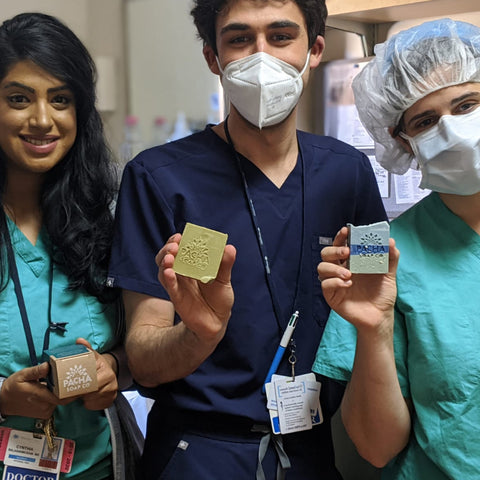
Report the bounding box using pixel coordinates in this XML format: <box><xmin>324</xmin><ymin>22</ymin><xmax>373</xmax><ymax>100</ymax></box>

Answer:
<box><xmin>400</xmin><ymin>107</ymin><xmax>480</xmax><ymax>195</ymax></box>
<box><xmin>218</xmin><ymin>51</ymin><xmax>310</xmax><ymax>129</ymax></box>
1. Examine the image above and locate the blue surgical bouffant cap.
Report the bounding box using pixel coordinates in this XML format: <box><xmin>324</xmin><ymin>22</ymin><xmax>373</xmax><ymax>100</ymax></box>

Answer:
<box><xmin>352</xmin><ymin>18</ymin><xmax>480</xmax><ymax>174</ymax></box>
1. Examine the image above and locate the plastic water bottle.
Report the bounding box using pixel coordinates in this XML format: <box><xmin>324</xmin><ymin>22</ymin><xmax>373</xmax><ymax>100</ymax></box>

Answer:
<box><xmin>167</xmin><ymin>112</ymin><xmax>192</xmax><ymax>142</ymax></box>
<box><xmin>208</xmin><ymin>92</ymin><xmax>221</xmax><ymax>125</ymax></box>
<box><xmin>119</xmin><ymin>115</ymin><xmax>144</xmax><ymax>163</ymax></box>
<box><xmin>151</xmin><ymin>116</ymin><xmax>170</xmax><ymax>147</ymax></box>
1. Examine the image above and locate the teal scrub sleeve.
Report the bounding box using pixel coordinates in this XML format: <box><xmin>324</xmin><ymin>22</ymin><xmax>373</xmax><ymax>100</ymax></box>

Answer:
<box><xmin>312</xmin><ymin>310</ymin><xmax>357</xmax><ymax>383</ymax></box>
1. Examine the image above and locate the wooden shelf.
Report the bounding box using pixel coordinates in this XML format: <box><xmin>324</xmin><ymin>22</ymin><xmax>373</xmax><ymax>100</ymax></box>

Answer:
<box><xmin>326</xmin><ymin>0</ymin><xmax>479</xmax><ymax>23</ymax></box>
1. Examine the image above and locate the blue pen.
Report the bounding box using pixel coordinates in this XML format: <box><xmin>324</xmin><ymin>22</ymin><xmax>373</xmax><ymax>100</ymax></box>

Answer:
<box><xmin>263</xmin><ymin>311</ymin><xmax>299</xmax><ymax>392</ymax></box>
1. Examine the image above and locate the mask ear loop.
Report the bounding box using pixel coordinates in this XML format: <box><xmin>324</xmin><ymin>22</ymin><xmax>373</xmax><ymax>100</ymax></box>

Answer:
<box><xmin>298</xmin><ymin>50</ymin><xmax>312</xmax><ymax>77</ymax></box>
<box><xmin>397</xmin><ymin>131</ymin><xmax>419</xmax><ymax>170</ymax></box>
<box><xmin>216</xmin><ymin>56</ymin><xmax>224</xmax><ymax>75</ymax></box>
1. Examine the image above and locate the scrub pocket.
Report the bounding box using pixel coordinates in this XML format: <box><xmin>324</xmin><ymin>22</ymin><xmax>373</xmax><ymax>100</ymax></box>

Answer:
<box><xmin>158</xmin><ymin>431</ymin><xmax>263</xmax><ymax>480</ymax></box>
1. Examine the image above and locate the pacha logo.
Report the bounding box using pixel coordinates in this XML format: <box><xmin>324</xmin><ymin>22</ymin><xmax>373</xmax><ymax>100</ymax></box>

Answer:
<box><xmin>63</xmin><ymin>364</ymin><xmax>93</xmax><ymax>392</ymax></box>
<box><xmin>350</xmin><ymin>232</ymin><xmax>389</xmax><ymax>257</ymax></box>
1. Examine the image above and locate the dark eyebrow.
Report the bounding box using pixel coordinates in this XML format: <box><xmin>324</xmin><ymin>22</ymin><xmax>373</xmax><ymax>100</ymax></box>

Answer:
<box><xmin>269</xmin><ymin>20</ymin><xmax>300</xmax><ymax>30</ymax></box>
<box><xmin>220</xmin><ymin>23</ymin><xmax>249</xmax><ymax>35</ymax></box>
<box><xmin>450</xmin><ymin>91</ymin><xmax>480</xmax><ymax>105</ymax></box>
<box><xmin>48</xmin><ymin>85</ymin><xmax>71</xmax><ymax>94</ymax></box>
<box><xmin>3</xmin><ymin>81</ymin><xmax>70</xmax><ymax>94</ymax></box>
<box><xmin>3</xmin><ymin>81</ymin><xmax>35</xmax><ymax>93</ymax></box>
<box><xmin>406</xmin><ymin>109</ymin><xmax>436</xmax><ymax>128</ymax></box>
<box><xmin>220</xmin><ymin>20</ymin><xmax>300</xmax><ymax>36</ymax></box>
<box><xmin>406</xmin><ymin>91</ymin><xmax>480</xmax><ymax>128</ymax></box>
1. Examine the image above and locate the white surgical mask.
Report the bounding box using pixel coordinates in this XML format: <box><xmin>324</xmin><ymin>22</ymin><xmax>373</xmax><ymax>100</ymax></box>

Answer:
<box><xmin>218</xmin><ymin>51</ymin><xmax>310</xmax><ymax>129</ymax></box>
<box><xmin>400</xmin><ymin>107</ymin><xmax>480</xmax><ymax>195</ymax></box>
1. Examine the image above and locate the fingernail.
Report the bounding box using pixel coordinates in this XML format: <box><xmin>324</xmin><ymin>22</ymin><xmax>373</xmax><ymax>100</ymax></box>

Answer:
<box><xmin>340</xmin><ymin>270</ymin><xmax>350</xmax><ymax>280</ymax></box>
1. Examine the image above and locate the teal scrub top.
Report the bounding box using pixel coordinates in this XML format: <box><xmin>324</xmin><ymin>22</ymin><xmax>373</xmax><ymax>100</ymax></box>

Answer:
<box><xmin>1</xmin><ymin>218</ymin><xmax>117</xmax><ymax>480</ymax></box>
<box><xmin>313</xmin><ymin>192</ymin><xmax>480</xmax><ymax>479</ymax></box>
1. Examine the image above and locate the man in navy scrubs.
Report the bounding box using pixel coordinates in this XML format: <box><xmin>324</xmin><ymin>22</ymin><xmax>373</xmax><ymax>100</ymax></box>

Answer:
<box><xmin>108</xmin><ymin>1</ymin><xmax>387</xmax><ymax>478</ymax></box>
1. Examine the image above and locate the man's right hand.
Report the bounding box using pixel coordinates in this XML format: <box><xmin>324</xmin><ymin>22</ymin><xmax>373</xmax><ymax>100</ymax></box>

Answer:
<box><xmin>155</xmin><ymin>233</ymin><xmax>236</xmax><ymax>346</ymax></box>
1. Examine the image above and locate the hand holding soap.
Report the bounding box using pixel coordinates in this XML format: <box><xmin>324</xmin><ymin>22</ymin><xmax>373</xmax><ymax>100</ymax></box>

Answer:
<box><xmin>173</xmin><ymin>223</ymin><xmax>228</xmax><ymax>283</ymax></box>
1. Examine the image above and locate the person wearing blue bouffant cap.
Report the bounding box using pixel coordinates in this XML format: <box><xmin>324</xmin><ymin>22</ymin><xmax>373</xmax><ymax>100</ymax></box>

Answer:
<box><xmin>314</xmin><ymin>18</ymin><xmax>480</xmax><ymax>480</ymax></box>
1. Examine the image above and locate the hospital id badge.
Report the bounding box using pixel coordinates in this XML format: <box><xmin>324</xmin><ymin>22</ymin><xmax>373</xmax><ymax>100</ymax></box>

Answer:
<box><xmin>0</xmin><ymin>427</ymin><xmax>75</xmax><ymax>478</ymax></box>
<box><xmin>265</xmin><ymin>373</ymin><xmax>323</xmax><ymax>435</ymax></box>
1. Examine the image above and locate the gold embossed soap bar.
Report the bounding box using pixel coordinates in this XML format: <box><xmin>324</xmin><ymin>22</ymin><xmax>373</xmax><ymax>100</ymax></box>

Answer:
<box><xmin>173</xmin><ymin>223</ymin><xmax>228</xmax><ymax>283</ymax></box>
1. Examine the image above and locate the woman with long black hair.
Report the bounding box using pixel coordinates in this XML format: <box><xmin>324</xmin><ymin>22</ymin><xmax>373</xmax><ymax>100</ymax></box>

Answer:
<box><xmin>0</xmin><ymin>12</ymin><xmax>141</xmax><ymax>479</ymax></box>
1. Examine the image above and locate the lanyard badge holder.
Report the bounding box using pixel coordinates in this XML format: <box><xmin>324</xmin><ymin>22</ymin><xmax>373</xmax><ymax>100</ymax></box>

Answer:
<box><xmin>264</xmin><ymin>313</ymin><xmax>323</xmax><ymax>435</ymax></box>
<box><xmin>2</xmin><ymin>223</ymin><xmax>76</xmax><ymax>478</ymax></box>
<box><xmin>223</xmin><ymin>118</ymin><xmax>322</xmax><ymax>436</ymax></box>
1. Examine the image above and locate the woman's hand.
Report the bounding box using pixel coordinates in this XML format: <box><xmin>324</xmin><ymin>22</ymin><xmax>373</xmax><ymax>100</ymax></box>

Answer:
<box><xmin>318</xmin><ymin>226</ymin><xmax>400</xmax><ymax>333</ymax></box>
<box><xmin>75</xmin><ymin>338</ymin><xmax>118</xmax><ymax>410</ymax></box>
<box><xmin>0</xmin><ymin>363</ymin><xmax>59</xmax><ymax>419</ymax></box>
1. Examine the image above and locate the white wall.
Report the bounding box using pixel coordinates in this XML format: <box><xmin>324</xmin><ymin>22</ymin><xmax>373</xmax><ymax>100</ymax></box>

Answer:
<box><xmin>85</xmin><ymin>0</ymin><xmax>127</xmax><ymax>158</ymax></box>
<box><xmin>0</xmin><ymin>1</ymin><xmax>89</xmax><ymax>38</ymax></box>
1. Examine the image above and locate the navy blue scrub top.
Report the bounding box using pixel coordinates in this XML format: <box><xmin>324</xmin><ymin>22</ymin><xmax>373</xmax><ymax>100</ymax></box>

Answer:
<box><xmin>108</xmin><ymin>126</ymin><xmax>387</xmax><ymax>423</ymax></box>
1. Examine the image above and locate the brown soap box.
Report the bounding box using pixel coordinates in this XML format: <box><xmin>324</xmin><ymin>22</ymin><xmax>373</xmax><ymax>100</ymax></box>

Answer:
<box><xmin>43</xmin><ymin>344</ymin><xmax>98</xmax><ymax>399</ymax></box>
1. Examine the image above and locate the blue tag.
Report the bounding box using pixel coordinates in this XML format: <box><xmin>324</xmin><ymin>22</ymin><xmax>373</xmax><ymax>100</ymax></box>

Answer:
<box><xmin>3</xmin><ymin>465</ymin><xmax>59</xmax><ymax>480</ymax></box>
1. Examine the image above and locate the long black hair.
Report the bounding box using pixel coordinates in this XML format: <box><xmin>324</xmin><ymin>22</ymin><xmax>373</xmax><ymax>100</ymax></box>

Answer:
<box><xmin>0</xmin><ymin>12</ymin><xmax>118</xmax><ymax>303</ymax></box>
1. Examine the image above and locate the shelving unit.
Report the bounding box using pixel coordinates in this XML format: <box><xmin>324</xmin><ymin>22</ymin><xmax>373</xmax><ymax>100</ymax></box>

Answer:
<box><xmin>326</xmin><ymin>0</ymin><xmax>479</xmax><ymax>23</ymax></box>
<box><xmin>324</xmin><ymin>0</ymin><xmax>480</xmax><ymax>56</ymax></box>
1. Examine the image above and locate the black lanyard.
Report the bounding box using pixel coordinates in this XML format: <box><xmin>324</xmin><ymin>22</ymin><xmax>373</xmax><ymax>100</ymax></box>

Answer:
<box><xmin>223</xmin><ymin>118</ymin><xmax>306</xmax><ymax>334</ymax></box>
<box><xmin>3</xmin><ymin>219</ymin><xmax>67</xmax><ymax>367</ymax></box>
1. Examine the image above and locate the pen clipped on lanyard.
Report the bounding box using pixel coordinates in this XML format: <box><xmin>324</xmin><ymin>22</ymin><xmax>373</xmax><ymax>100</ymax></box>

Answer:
<box><xmin>263</xmin><ymin>311</ymin><xmax>299</xmax><ymax>392</ymax></box>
